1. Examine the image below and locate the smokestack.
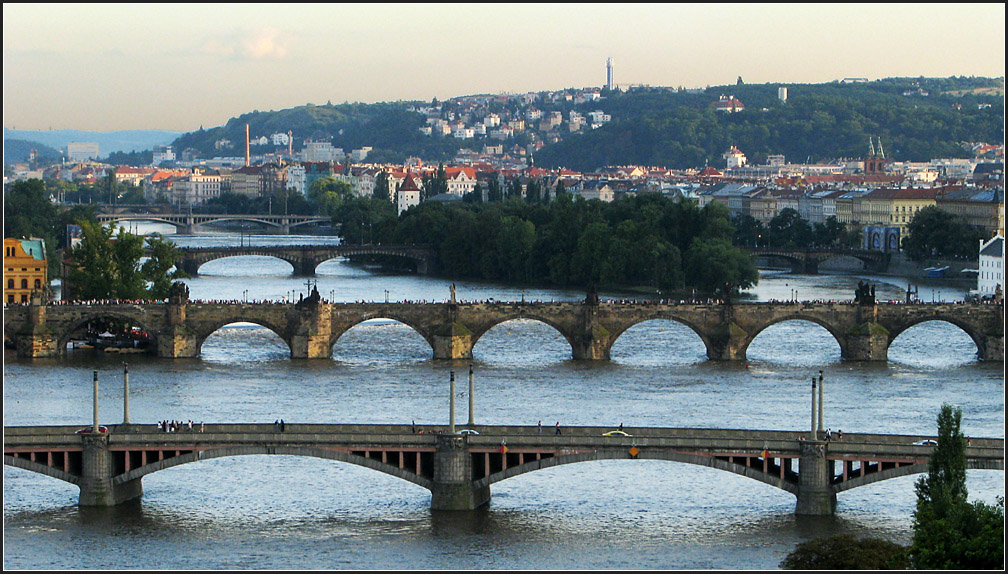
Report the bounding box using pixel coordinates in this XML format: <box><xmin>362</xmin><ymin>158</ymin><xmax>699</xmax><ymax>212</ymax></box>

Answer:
<box><xmin>245</xmin><ymin>124</ymin><xmax>250</xmax><ymax>167</ymax></box>
<box><xmin>288</xmin><ymin>131</ymin><xmax>293</xmax><ymax>157</ymax></box>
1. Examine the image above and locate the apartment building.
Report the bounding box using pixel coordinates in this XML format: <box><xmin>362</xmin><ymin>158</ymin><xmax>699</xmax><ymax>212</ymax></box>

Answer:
<box><xmin>4</xmin><ymin>237</ymin><xmax>47</xmax><ymax>304</ymax></box>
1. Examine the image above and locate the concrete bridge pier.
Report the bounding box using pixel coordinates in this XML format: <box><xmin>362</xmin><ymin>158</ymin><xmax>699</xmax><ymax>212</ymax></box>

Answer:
<box><xmin>14</xmin><ymin>293</ymin><xmax>59</xmax><ymax>358</ymax></box>
<box><xmin>704</xmin><ymin>320</ymin><xmax>749</xmax><ymax>361</ymax></box>
<box><xmin>78</xmin><ymin>434</ymin><xmax>142</xmax><ymax>506</ymax></box>
<box><xmin>795</xmin><ymin>440</ymin><xmax>836</xmax><ymax>515</ymax></box>
<box><xmin>842</xmin><ymin>321</ymin><xmax>890</xmax><ymax>361</ymax></box>
<box><xmin>290</xmin><ymin>301</ymin><xmax>333</xmax><ymax>359</ymax></box>
<box><xmin>981</xmin><ymin>334</ymin><xmax>1004</xmax><ymax>361</ymax></box>
<box><xmin>430</xmin><ymin>434</ymin><xmax>489</xmax><ymax>510</ymax></box>
<box><xmin>157</xmin><ymin>301</ymin><xmax>200</xmax><ymax>358</ymax></box>
<box><xmin>431</xmin><ymin>322</ymin><xmax>474</xmax><ymax>360</ymax></box>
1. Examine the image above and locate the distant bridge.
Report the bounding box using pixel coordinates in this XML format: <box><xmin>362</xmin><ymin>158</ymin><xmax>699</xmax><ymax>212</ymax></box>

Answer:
<box><xmin>96</xmin><ymin>212</ymin><xmax>331</xmax><ymax>234</ymax></box>
<box><xmin>4</xmin><ymin>296</ymin><xmax>1003</xmax><ymax>362</ymax></box>
<box><xmin>743</xmin><ymin>247</ymin><xmax>891</xmax><ymax>274</ymax></box>
<box><xmin>170</xmin><ymin>244</ymin><xmax>438</xmax><ymax>276</ymax></box>
<box><xmin>4</xmin><ymin>423</ymin><xmax>1003</xmax><ymax>515</ymax></box>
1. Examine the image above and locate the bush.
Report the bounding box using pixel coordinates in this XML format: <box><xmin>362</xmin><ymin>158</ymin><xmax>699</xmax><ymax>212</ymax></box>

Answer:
<box><xmin>781</xmin><ymin>534</ymin><xmax>909</xmax><ymax>570</ymax></box>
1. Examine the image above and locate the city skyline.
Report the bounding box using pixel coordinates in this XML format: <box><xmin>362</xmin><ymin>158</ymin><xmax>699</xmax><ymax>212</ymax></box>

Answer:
<box><xmin>3</xmin><ymin>3</ymin><xmax>1005</xmax><ymax>133</ymax></box>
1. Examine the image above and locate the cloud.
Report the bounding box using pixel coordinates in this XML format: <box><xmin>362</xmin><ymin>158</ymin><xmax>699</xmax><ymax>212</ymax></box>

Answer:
<box><xmin>203</xmin><ymin>28</ymin><xmax>290</xmax><ymax>61</ymax></box>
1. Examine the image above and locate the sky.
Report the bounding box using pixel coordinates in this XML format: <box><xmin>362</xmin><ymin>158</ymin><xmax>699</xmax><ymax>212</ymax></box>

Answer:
<box><xmin>3</xmin><ymin>3</ymin><xmax>1005</xmax><ymax>133</ymax></box>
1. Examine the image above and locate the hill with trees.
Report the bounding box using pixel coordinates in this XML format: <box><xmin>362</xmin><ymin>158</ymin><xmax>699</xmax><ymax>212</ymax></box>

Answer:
<box><xmin>166</xmin><ymin>76</ymin><xmax>1002</xmax><ymax>171</ymax></box>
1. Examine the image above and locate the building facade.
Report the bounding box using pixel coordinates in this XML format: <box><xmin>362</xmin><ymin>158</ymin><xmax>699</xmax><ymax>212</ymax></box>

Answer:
<box><xmin>4</xmin><ymin>237</ymin><xmax>47</xmax><ymax>304</ymax></box>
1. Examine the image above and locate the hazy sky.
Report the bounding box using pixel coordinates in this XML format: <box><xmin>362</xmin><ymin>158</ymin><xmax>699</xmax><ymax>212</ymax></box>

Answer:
<box><xmin>3</xmin><ymin>3</ymin><xmax>1005</xmax><ymax>132</ymax></box>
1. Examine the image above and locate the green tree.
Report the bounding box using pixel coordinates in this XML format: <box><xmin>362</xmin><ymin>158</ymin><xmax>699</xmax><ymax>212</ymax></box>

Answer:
<box><xmin>307</xmin><ymin>177</ymin><xmax>353</xmax><ymax>217</ymax></box>
<box><xmin>780</xmin><ymin>534</ymin><xmax>909</xmax><ymax>570</ymax></box>
<box><xmin>65</xmin><ymin>222</ymin><xmax>183</xmax><ymax>301</ymax></box>
<box><xmin>142</xmin><ymin>233</ymin><xmax>188</xmax><ymax>299</ymax></box>
<box><xmin>372</xmin><ymin>171</ymin><xmax>391</xmax><ymax>201</ymax></box>
<box><xmin>903</xmin><ymin>206</ymin><xmax>985</xmax><ymax>261</ymax></box>
<box><xmin>684</xmin><ymin>237</ymin><xmax>759</xmax><ymax>297</ymax></box>
<box><xmin>909</xmin><ymin>403</ymin><xmax>1005</xmax><ymax>569</ymax></box>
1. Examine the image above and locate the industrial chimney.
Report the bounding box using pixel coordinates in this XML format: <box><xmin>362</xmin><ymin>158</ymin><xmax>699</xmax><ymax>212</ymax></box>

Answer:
<box><xmin>245</xmin><ymin>124</ymin><xmax>251</xmax><ymax>167</ymax></box>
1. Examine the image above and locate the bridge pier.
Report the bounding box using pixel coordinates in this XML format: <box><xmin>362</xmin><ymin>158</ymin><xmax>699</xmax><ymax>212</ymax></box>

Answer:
<box><xmin>795</xmin><ymin>440</ymin><xmax>836</xmax><ymax>515</ymax></box>
<box><xmin>430</xmin><ymin>434</ymin><xmax>490</xmax><ymax>510</ymax></box>
<box><xmin>981</xmin><ymin>333</ymin><xmax>1004</xmax><ymax>361</ymax></box>
<box><xmin>78</xmin><ymin>434</ymin><xmax>143</xmax><ymax>506</ymax></box>
<box><xmin>842</xmin><ymin>321</ymin><xmax>890</xmax><ymax>361</ymax></box>
<box><xmin>14</xmin><ymin>293</ymin><xmax>60</xmax><ymax>358</ymax></box>
<box><xmin>431</xmin><ymin>323</ymin><xmax>474</xmax><ymax>360</ymax></box>
<box><xmin>704</xmin><ymin>320</ymin><xmax>749</xmax><ymax>361</ymax></box>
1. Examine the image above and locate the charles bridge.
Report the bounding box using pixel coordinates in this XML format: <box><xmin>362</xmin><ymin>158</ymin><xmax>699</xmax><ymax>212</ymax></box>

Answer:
<box><xmin>4</xmin><ymin>422</ymin><xmax>1004</xmax><ymax>515</ymax></box>
<box><xmin>4</xmin><ymin>289</ymin><xmax>1003</xmax><ymax>362</ymax></box>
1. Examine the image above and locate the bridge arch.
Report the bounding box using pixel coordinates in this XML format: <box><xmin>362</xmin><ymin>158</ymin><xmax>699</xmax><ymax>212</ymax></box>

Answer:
<box><xmin>113</xmin><ymin>447</ymin><xmax>434</xmax><ymax>492</ymax></box>
<box><xmin>470</xmin><ymin>317</ymin><xmax>573</xmax><ymax>363</ymax></box>
<box><xmin>54</xmin><ymin>310</ymin><xmax>159</xmax><ymax>354</ymax></box>
<box><xmin>330</xmin><ymin>317</ymin><xmax>435</xmax><ymax>361</ymax></box>
<box><xmin>187</xmin><ymin>252</ymin><xmax>299</xmax><ymax>275</ymax></box>
<box><xmin>606</xmin><ymin>316</ymin><xmax>712</xmax><ymax>363</ymax></box>
<box><xmin>741</xmin><ymin>315</ymin><xmax>846</xmax><ymax>361</ymax></box>
<box><xmin>475</xmin><ymin>451</ymin><xmax>798</xmax><ymax>496</ymax></box>
<box><xmin>884</xmin><ymin>316</ymin><xmax>984</xmax><ymax>359</ymax></box>
<box><xmin>193</xmin><ymin>318</ymin><xmax>294</xmax><ymax>358</ymax></box>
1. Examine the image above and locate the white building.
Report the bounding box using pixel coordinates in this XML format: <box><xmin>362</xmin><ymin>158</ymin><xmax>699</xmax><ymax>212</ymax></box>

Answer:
<box><xmin>396</xmin><ymin>175</ymin><xmax>422</xmax><ymax>215</ymax></box>
<box><xmin>978</xmin><ymin>235</ymin><xmax>1004</xmax><ymax>297</ymax></box>
<box><xmin>287</xmin><ymin>163</ymin><xmax>307</xmax><ymax>195</ymax></box>
<box><xmin>723</xmin><ymin>146</ymin><xmax>747</xmax><ymax>169</ymax></box>
<box><xmin>152</xmin><ymin>145</ymin><xmax>176</xmax><ymax>166</ymax></box>
<box><xmin>271</xmin><ymin>132</ymin><xmax>291</xmax><ymax>146</ymax></box>
<box><xmin>171</xmin><ymin>168</ymin><xmax>221</xmax><ymax>205</ymax></box>
<box><xmin>302</xmin><ymin>140</ymin><xmax>343</xmax><ymax>162</ymax></box>
<box><xmin>67</xmin><ymin>142</ymin><xmax>100</xmax><ymax>162</ymax></box>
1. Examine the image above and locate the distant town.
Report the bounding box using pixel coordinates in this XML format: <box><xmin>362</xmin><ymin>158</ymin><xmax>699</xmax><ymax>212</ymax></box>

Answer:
<box><xmin>3</xmin><ymin>70</ymin><xmax>1005</xmax><ymax>302</ymax></box>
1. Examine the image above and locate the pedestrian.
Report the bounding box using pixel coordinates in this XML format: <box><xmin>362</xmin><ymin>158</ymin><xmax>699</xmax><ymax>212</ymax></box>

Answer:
<box><xmin>619</xmin><ymin>422</ymin><xmax>623</xmax><ymax>432</ymax></box>
<box><xmin>555</xmin><ymin>422</ymin><xmax>561</xmax><ymax>435</ymax></box>
<box><xmin>200</xmin><ymin>421</ymin><xmax>205</xmax><ymax>433</ymax></box>
<box><xmin>412</xmin><ymin>420</ymin><xmax>416</xmax><ymax>434</ymax></box>
<box><xmin>280</xmin><ymin>419</ymin><xmax>285</xmax><ymax>432</ymax></box>
<box><xmin>837</xmin><ymin>429</ymin><xmax>842</xmax><ymax>441</ymax></box>
<box><xmin>274</xmin><ymin>419</ymin><xmax>280</xmax><ymax>432</ymax></box>
<box><xmin>538</xmin><ymin>420</ymin><xmax>542</xmax><ymax>434</ymax></box>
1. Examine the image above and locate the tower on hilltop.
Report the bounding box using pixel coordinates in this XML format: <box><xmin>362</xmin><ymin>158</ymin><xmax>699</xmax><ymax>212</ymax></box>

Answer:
<box><xmin>606</xmin><ymin>57</ymin><xmax>613</xmax><ymax>91</ymax></box>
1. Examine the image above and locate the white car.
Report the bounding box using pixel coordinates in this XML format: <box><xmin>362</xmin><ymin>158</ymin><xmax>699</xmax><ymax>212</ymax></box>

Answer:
<box><xmin>459</xmin><ymin>429</ymin><xmax>479</xmax><ymax>435</ymax></box>
<box><xmin>913</xmin><ymin>439</ymin><xmax>937</xmax><ymax>446</ymax></box>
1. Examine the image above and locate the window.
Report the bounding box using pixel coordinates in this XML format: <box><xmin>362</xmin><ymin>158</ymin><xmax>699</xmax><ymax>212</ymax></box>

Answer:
<box><xmin>34</xmin><ymin>279</ymin><xmax>41</xmax><ymax>288</ymax></box>
<box><xmin>21</xmin><ymin>279</ymin><xmax>28</xmax><ymax>289</ymax></box>
<box><xmin>6</xmin><ymin>279</ymin><xmax>12</xmax><ymax>289</ymax></box>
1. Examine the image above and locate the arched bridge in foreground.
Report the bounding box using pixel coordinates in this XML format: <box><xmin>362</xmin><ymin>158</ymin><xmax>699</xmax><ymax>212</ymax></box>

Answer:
<box><xmin>5</xmin><ymin>424</ymin><xmax>1003</xmax><ymax>515</ymax></box>
<box><xmin>4</xmin><ymin>296</ymin><xmax>1003</xmax><ymax>362</ymax></box>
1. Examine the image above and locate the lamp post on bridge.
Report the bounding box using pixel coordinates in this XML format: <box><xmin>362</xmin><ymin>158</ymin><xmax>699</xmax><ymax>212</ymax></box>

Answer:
<box><xmin>810</xmin><ymin>375</ymin><xmax>818</xmax><ymax>439</ymax></box>
<box><xmin>449</xmin><ymin>371</ymin><xmax>456</xmax><ymax>434</ymax></box>
<box><xmin>817</xmin><ymin>370</ymin><xmax>823</xmax><ymax>436</ymax></box>
<box><xmin>93</xmin><ymin>370</ymin><xmax>100</xmax><ymax>433</ymax></box>
<box><xmin>123</xmin><ymin>363</ymin><xmax>130</xmax><ymax>426</ymax></box>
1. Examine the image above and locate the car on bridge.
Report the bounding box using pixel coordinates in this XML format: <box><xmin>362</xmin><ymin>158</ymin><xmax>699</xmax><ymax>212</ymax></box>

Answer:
<box><xmin>602</xmin><ymin>430</ymin><xmax>631</xmax><ymax>437</ymax></box>
<box><xmin>913</xmin><ymin>439</ymin><xmax>937</xmax><ymax>446</ymax></box>
<box><xmin>76</xmin><ymin>426</ymin><xmax>109</xmax><ymax>434</ymax></box>
<box><xmin>459</xmin><ymin>429</ymin><xmax>479</xmax><ymax>435</ymax></box>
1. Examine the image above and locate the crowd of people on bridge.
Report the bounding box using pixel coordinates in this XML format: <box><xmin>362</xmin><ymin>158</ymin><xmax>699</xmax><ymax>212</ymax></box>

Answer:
<box><xmin>157</xmin><ymin>419</ymin><xmax>204</xmax><ymax>433</ymax></box>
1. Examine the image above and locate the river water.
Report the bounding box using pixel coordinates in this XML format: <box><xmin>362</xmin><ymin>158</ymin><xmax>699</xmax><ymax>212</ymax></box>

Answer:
<box><xmin>3</xmin><ymin>230</ymin><xmax>1004</xmax><ymax>570</ymax></box>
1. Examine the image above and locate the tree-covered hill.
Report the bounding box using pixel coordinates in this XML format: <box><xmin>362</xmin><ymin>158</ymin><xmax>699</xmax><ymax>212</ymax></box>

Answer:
<box><xmin>168</xmin><ymin>76</ymin><xmax>1003</xmax><ymax>171</ymax></box>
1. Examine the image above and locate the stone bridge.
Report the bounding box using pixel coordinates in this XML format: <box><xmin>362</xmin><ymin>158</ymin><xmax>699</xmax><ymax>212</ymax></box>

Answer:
<box><xmin>170</xmin><ymin>244</ymin><xmax>437</xmax><ymax>276</ymax></box>
<box><xmin>4</xmin><ymin>424</ymin><xmax>1003</xmax><ymax>515</ymax></box>
<box><xmin>97</xmin><ymin>212</ymin><xmax>331</xmax><ymax>234</ymax></box>
<box><xmin>3</xmin><ymin>295</ymin><xmax>1003</xmax><ymax>362</ymax></box>
<box><xmin>744</xmin><ymin>248</ymin><xmax>890</xmax><ymax>274</ymax></box>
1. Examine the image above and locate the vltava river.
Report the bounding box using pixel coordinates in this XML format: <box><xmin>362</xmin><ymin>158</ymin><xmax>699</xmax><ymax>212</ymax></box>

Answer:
<box><xmin>3</xmin><ymin>232</ymin><xmax>1004</xmax><ymax>570</ymax></box>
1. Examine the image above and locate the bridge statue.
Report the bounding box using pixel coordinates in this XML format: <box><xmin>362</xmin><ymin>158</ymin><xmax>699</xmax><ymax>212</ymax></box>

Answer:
<box><xmin>854</xmin><ymin>280</ymin><xmax>875</xmax><ymax>306</ymax></box>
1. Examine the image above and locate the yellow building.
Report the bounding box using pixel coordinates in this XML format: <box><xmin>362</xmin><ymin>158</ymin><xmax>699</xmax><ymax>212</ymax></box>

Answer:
<box><xmin>4</xmin><ymin>237</ymin><xmax>47</xmax><ymax>304</ymax></box>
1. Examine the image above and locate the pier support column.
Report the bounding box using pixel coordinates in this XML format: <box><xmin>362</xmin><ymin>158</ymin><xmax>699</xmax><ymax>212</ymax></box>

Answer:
<box><xmin>980</xmin><ymin>333</ymin><xmax>1003</xmax><ymax>362</ymax></box>
<box><xmin>431</xmin><ymin>323</ymin><xmax>474</xmax><ymax>360</ymax></box>
<box><xmin>570</xmin><ymin>324</ymin><xmax>613</xmax><ymax>360</ymax></box>
<box><xmin>842</xmin><ymin>322</ymin><xmax>889</xmax><ymax>361</ymax></box>
<box><xmin>705</xmin><ymin>321</ymin><xmax>749</xmax><ymax>361</ymax></box>
<box><xmin>291</xmin><ymin>296</ymin><xmax>332</xmax><ymax>359</ymax></box>
<box><xmin>157</xmin><ymin>294</ymin><xmax>199</xmax><ymax>358</ymax></box>
<box><xmin>795</xmin><ymin>440</ymin><xmax>836</xmax><ymax>515</ymax></box>
<box><xmin>78</xmin><ymin>434</ymin><xmax>142</xmax><ymax>506</ymax></box>
<box><xmin>430</xmin><ymin>434</ymin><xmax>489</xmax><ymax>510</ymax></box>
<box><xmin>15</xmin><ymin>292</ymin><xmax>59</xmax><ymax>358</ymax></box>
